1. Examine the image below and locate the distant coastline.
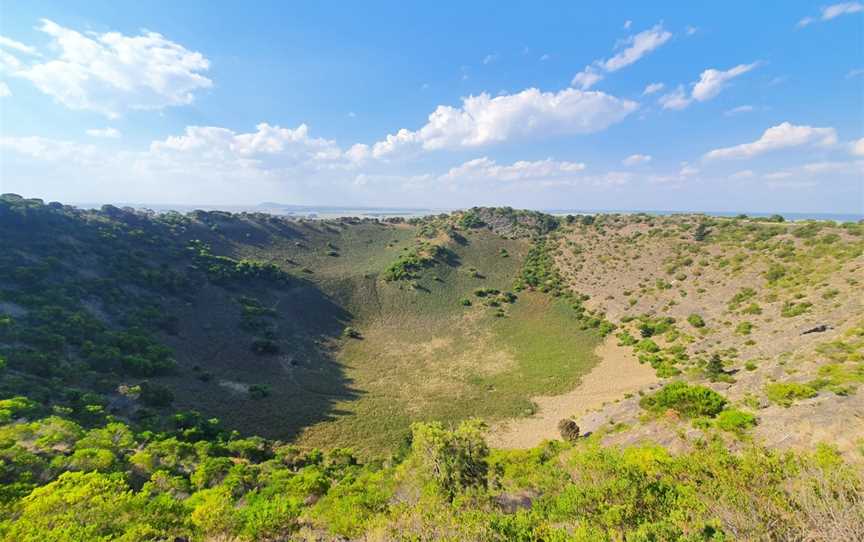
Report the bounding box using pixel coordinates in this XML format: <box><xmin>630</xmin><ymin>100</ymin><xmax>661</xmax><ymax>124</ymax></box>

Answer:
<box><xmin>63</xmin><ymin>198</ymin><xmax>864</xmax><ymax>223</ymax></box>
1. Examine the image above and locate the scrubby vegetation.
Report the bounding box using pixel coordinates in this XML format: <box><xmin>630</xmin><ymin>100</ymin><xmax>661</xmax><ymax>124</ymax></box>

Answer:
<box><xmin>1</xmin><ymin>407</ymin><xmax>861</xmax><ymax>541</ymax></box>
<box><xmin>2</xmin><ymin>196</ymin><xmax>863</xmax><ymax>539</ymax></box>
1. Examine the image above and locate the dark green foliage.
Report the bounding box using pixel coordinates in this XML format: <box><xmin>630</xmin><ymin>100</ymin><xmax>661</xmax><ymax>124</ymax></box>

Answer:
<box><xmin>687</xmin><ymin>313</ymin><xmax>706</xmax><ymax>328</ymax></box>
<box><xmin>382</xmin><ymin>244</ymin><xmax>441</xmax><ymax>281</ymax></box>
<box><xmin>514</xmin><ymin>238</ymin><xmax>563</xmax><ymax>295</ymax></box>
<box><xmin>139</xmin><ymin>382</ymin><xmax>174</xmax><ymax>407</ymax></box>
<box><xmin>640</xmin><ymin>382</ymin><xmax>728</xmax><ymax>417</ymax></box>
<box><xmin>458</xmin><ymin>211</ymin><xmax>485</xmax><ymax>229</ymax></box>
<box><xmin>706</xmin><ymin>354</ymin><xmax>725</xmax><ymax>380</ymax></box>
<box><xmin>251</xmin><ymin>338</ymin><xmax>279</xmax><ymax>355</ymax></box>
<box><xmin>188</xmin><ymin>240</ymin><xmax>291</xmax><ymax>285</ymax></box>
<box><xmin>249</xmin><ymin>384</ymin><xmax>271</xmax><ymax>399</ymax></box>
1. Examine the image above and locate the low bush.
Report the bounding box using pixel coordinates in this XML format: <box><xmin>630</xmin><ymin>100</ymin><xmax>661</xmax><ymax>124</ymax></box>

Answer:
<box><xmin>640</xmin><ymin>382</ymin><xmax>727</xmax><ymax>418</ymax></box>
<box><xmin>765</xmin><ymin>382</ymin><xmax>817</xmax><ymax>407</ymax></box>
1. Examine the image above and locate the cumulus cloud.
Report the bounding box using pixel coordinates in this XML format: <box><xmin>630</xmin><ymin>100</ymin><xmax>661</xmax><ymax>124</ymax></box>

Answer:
<box><xmin>441</xmin><ymin>157</ymin><xmax>586</xmax><ymax>183</ymax></box>
<box><xmin>704</xmin><ymin>122</ymin><xmax>838</xmax><ymax>160</ymax></box>
<box><xmin>0</xmin><ymin>82</ymin><xmax>10</xmax><ymax>97</ymax></box>
<box><xmin>851</xmin><ymin>138</ymin><xmax>864</xmax><ymax>156</ymax></box>
<box><xmin>7</xmin><ymin>19</ymin><xmax>211</xmax><ymax>117</ymax></box>
<box><xmin>798</xmin><ymin>2</ymin><xmax>863</xmax><ymax>27</ymax></box>
<box><xmin>149</xmin><ymin>123</ymin><xmax>344</xmax><ymax>172</ymax></box>
<box><xmin>659</xmin><ymin>63</ymin><xmax>759</xmax><ymax>110</ymax></box>
<box><xmin>622</xmin><ymin>153</ymin><xmax>652</xmax><ymax>166</ymax></box>
<box><xmin>642</xmin><ymin>82</ymin><xmax>664</xmax><ymax>95</ymax></box>
<box><xmin>367</xmin><ymin>87</ymin><xmax>638</xmax><ymax>158</ymax></box>
<box><xmin>571</xmin><ymin>24</ymin><xmax>672</xmax><ymax>89</ymax></box>
<box><xmin>86</xmin><ymin>127</ymin><xmax>121</xmax><ymax>139</ymax></box>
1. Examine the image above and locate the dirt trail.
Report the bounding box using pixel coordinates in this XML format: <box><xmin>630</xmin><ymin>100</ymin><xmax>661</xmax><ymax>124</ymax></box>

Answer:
<box><xmin>488</xmin><ymin>336</ymin><xmax>659</xmax><ymax>449</ymax></box>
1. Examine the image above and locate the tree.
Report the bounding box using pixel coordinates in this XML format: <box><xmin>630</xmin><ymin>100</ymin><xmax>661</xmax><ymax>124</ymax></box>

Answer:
<box><xmin>706</xmin><ymin>354</ymin><xmax>725</xmax><ymax>380</ymax></box>
<box><xmin>693</xmin><ymin>222</ymin><xmax>710</xmax><ymax>241</ymax></box>
<box><xmin>409</xmin><ymin>419</ymin><xmax>489</xmax><ymax>500</ymax></box>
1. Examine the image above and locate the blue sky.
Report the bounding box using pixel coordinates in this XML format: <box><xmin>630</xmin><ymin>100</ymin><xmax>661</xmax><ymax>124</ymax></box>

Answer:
<box><xmin>0</xmin><ymin>1</ymin><xmax>862</xmax><ymax>213</ymax></box>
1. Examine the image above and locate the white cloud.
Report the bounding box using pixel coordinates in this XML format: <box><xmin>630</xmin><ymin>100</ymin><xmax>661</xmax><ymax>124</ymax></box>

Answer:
<box><xmin>571</xmin><ymin>67</ymin><xmax>603</xmax><ymax>89</ymax></box>
<box><xmin>686</xmin><ymin>26</ymin><xmax>698</xmax><ymax>36</ymax></box>
<box><xmin>571</xmin><ymin>23</ymin><xmax>672</xmax><ymax>89</ymax></box>
<box><xmin>483</xmin><ymin>53</ymin><xmax>499</xmax><ymax>65</ymax></box>
<box><xmin>149</xmin><ymin>123</ymin><xmax>344</xmax><ymax>169</ymax></box>
<box><xmin>798</xmin><ymin>2</ymin><xmax>863</xmax><ymax>27</ymax></box>
<box><xmin>659</xmin><ymin>62</ymin><xmax>759</xmax><ymax>110</ymax></box>
<box><xmin>692</xmin><ymin>63</ymin><xmax>759</xmax><ymax>101</ymax></box>
<box><xmin>603</xmin><ymin>24</ymin><xmax>673</xmax><ymax>72</ymax></box>
<box><xmin>0</xmin><ymin>82</ymin><xmax>10</xmax><ymax>97</ymax></box>
<box><xmin>9</xmin><ymin>19</ymin><xmax>211</xmax><ymax>117</ymax></box>
<box><xmin>658</xmin><ymin>85</ymin><xmax>691</xmax><ymax>110</ymax></box>
<box><xmin>0</xmin><ymin>136</ymin><xmax>103</xmax><ymax>165</ymax></box>
<box><xmin>0</xmin><ymin>36</ymin><xmax>39</xmax><ymax>56</ymax></box>
<box><xmin>441</xmin><ymin>157</ymin><xmax>586</xmax><ymax>183</ymax></box>
<box><xmin>847</xmin><ymin>68</ymin><xmax>864</xmax><ymax>78</ymax></box>
<box><xmin>539</xmin><ymin>53</ymin><xmax>550</xmax><ymax>61</ymax></box>
<box><xmin>724</xmin><ymin>105</ymin><xmax>755</xmax><ymax>116</ymax></box>
<box><xmin>368</xmin><ymin>87</ymin><xmax>638</xmax><ymax>158</ymax></box>
<box><xmin>704</xmin><ymin>122</ymin><xmax>838</xmax><ymax>160</ymax></box>
<box><xmin>86</xmin><ymin>127</ymin><xmax>122</xmax><ymax>138</ymax></box>
<box><xmin>642</xmin><ymin>82</ymin><xmax>664</xmax><ymax>95</ymax></box>
<box><xmin>850</xmin><ymin>138</ymin><xmax>864</xmax><ymax>156</ymax></box>
<box><xmin>623</xmin><ymin>20</ymin><xmax>632</xmax><ymax>30</ymax></box>
<box><xmin>622</xmin><ymin>153</ymin><xmax>652</xmax><ymax>166</ymax></box>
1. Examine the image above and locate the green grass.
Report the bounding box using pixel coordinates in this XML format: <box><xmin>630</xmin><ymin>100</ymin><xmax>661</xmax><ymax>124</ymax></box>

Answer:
<box><xmin>295</xmin><ymin>231</ymin><xmax>602</xmax><ymax>455</ymax></box>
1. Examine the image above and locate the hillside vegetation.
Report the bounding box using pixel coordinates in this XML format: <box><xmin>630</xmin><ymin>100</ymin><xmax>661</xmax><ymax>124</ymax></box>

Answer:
<box><xmin>1</xmin><ymin>194</ymin><xmax>862</xmax><ymax>540</ymax></box>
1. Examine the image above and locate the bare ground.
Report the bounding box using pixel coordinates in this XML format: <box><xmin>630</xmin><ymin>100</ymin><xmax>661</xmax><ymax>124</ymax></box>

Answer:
<box><xmin>488</xmin><ymin>335</ymin><xmax>659</xmax><ymax>448</ymax></box>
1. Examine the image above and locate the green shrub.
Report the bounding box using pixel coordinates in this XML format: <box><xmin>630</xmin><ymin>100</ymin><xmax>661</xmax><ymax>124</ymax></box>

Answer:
<box><xmin>408</xmin><ymin>419</ymin><xmax>489</xmax><ymax>500</ymax></box>
<box><xmin>639</xmin><ymin>382</ymin><xmax>727</xmax><ymax>418</ymax></box>
<box><xmin>635</xmin><ymin>338</ymin><xmax>660</xmax><ymax>353</ymax></box>
<box><xmin>735</xmin><ymin>321</ymin><xmax>753</xmax><ymax>335</ymax></box>
<box><xmin>715</xmin><ymin>408</ymin><xmax>757</xmax><ymax>433</ymax></box>
<box><xmin>687</xmin><ymin>314</ymin><xmax>706</xmax><ymax>328</ymax></box>
<box><xmin>780</xmin><ymin>301</ymin><xmax>812</xmax><ymax>318</ymax></box>
<box><xmin>249</xmin><ymin>384</ymin><xmax>271</xmax><ymax>399</ymax></box>
<box><xmin>765</xmin><ymin>382</ymin><xmax>817</xmax><ymax>407</ymax></box>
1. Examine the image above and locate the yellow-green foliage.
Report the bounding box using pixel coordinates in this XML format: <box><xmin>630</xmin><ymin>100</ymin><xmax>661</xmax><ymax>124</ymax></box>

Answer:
<box><xmin>2</xmin><ymin>412</ymin><xmax>862</xmax><ymax>541</ymax></box>
<box><xmin>765</xmin><ymin>382</ymin><xmax>817</xmax><ymax>406</ymax></box>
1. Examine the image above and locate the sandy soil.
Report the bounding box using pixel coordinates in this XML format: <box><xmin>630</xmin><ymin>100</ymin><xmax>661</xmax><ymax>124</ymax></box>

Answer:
<box><xmin>488</xmin><ymin>336</ymin><xmax>659</xmax><ymax>449</ymax></box>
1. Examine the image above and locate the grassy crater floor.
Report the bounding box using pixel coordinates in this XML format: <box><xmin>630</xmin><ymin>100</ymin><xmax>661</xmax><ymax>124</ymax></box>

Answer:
<box><xmin>295</xmin><ymin>229</ymin><xmax>601</xmax><ymax>455</ymax></box>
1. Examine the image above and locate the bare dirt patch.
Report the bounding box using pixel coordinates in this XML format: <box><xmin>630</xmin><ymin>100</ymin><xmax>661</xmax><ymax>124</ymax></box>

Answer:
<box><xmin>488</xmin><ymin>336</ymin><xmax>659</xmax><ymax>448</ymax></box>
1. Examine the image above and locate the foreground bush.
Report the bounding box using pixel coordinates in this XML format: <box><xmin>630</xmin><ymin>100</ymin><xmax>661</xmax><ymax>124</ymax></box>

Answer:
<box><xmin>640</xmin><ymin>381</ymin><xmax>727</xmax><ymax>417</ymax></box>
